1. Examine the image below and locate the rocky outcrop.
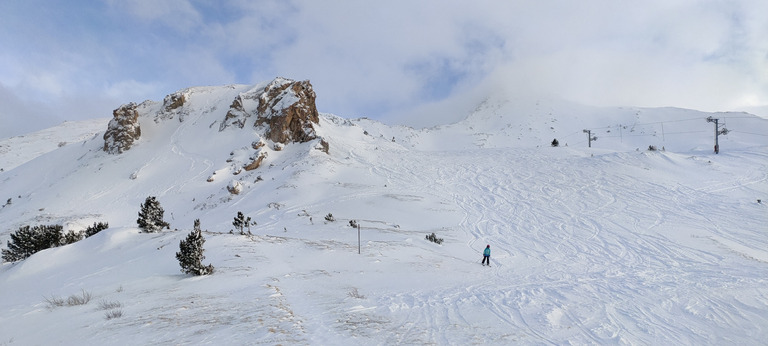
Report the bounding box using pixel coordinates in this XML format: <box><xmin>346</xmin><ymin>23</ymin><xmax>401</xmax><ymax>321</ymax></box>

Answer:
<box><xmin>103</xmin><ymin>103</ymin><xmax>141</xmax><ymax>154</ymax></box>
<box><xmin>256</xmin><ymin>78</ymin><xmax>319</xmax><ymax>143</ymax></box>
<box><xmin>156</xmin><ymin>90</ymin><xmax>190</xmax><ymax>122</ymax></box>
<box><xmin>243</xmin><ymin>151</ymin><xmax>268</xmax><ymax>171</ymax></box>
<box><xmin>220</xmin><ymin>92</ymin><xmax>259</xmax><ymax>130</ymax></box>
<box><xmin>227</xmin><ymin>180</ymin><xmax>242</xmax><ymax>195</ymax></box>
<box><xmin>101</xmin><ymin>78</ymin><xmax>322</xmax><ymax>159</ymax></box>
<box><xmin>163</xmin><ymin>91</ymin><xmax>186</xmax><ymax>112</ymax></box>
<box><xmin>220</xmin><ymin>77</ymin><xmax>320</xmax><ymax>144</ymax></box>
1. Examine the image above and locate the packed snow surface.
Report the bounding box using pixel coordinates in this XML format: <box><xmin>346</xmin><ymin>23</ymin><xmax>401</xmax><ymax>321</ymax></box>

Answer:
<box><xmin>0</xmin><ymin>85</ymin><xmax>767</xmax><ymax>345</ymax></box>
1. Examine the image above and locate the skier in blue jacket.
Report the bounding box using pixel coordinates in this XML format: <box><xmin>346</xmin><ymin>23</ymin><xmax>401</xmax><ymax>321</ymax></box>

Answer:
<box><xmin>482</xmin><ymin>245</ymin><xmax>491</xmax><ymax>266</ymax></box>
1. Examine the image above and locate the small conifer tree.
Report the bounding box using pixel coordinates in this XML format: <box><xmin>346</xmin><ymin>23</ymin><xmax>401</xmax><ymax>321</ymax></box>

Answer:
<box><xmin>176</xmin><ymin>219</ymin><xmax>214</xmax><ymax>275</ymax></box>
<box><xmin>232</xmin><ymin>211</ymin><xmax>253</xmax><ymax>235</ymax></box>
<box><xmin>137</xmin><ymin>196</ymin><xmax>169</xmax><ymax>233</ymax></box>
<box><xmin>232</xmin><ymin>211</ymin><xmax>246</xmax><ymax>234</ymax></box>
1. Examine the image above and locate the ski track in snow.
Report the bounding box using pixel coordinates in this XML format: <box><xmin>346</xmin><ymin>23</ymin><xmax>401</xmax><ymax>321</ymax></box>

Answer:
<box><xmin>350</xmin><ymin>148</ymin><xmax>768</xmax><ymax>344</ymax></box>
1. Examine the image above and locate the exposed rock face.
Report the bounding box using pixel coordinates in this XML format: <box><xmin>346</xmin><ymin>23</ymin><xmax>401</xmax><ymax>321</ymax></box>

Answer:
<box><xmin>243</xmin><ymin>151</ymin><xmax>268</xmax><ymax>171</ymax></box>
<box><xmin>163</xmin><ymin>92</ymin><xmax>186</xmax><ymax>112</ymax></box>
<box><xmin>101</xmin><ymin>78</ymin><xmax>322</xmax><ymax>159</ymax></box>
<box><xmin>220</xmin><ymin>77</ymin><xmax>320</xmax><ymax>144</ymax></box>
<box><xmin>103</xmin><ymin>103</ymin><xmax>141</xmax><ymax>154</ymax></box>
<box><xmin>220</xmin><ymin>93</ymin><xmax>253</xmax><ymax>130</ymax></box>
<box><xmin>227</xmin><ymin>180</ymin><xmax>242</xmax><ymax>195</ymax></box>
<box><xmin>317</xmin><ymin>138</ymin><xmax>330</xmax><ymax>154</ymax></box>
<box><xmin>256</xmin><ymin>78</ymin><xmax>319</xmax><ymax>143</ymax></box>
<box><xmin>158</xmin><ymin>90</ymin><xmax>189</xmax><ymax>122</ymax></box>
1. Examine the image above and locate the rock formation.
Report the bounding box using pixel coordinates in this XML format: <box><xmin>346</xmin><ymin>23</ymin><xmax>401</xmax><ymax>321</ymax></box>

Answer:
<box><xmin>102</xmin><ymin>77</ymin><xmax>322</xmax><ymax>159</ymax></box>
<box><xmin>220</xmin><ymin>92</ymin><xmax>258</xmax><ymax>130</ymax></box>
<box><xmin>103</xmin><ymin>103</ymin><xmax>141</xmax><ymax>154</ymax></box>
<box><xmin>227</xmin><ymin>180</ymin><xmax>242</xmax><ymax>195</ymax></box>
<box><xmin>243</xmin><ymin>151</ymin><xmax>268</xmax><ymax>171</ymax></box>
<box><xmin>158</xmin><ymin>90</ymin><xmax>189</xmax><ymax>122</ymax></box>
<box><xmin>255</xmin><ymin>78</ymin><xmax>319</xmax><ymax>144</ymax></box>
<box><xmin>163</xmin><ymin>91</ymin><xmax>186</xmax><ymax>113</ymax></box>
<box><xmin>220</xmin><ymin>77</ymin><xmax>320</xmax><ymax>144</ymax></box>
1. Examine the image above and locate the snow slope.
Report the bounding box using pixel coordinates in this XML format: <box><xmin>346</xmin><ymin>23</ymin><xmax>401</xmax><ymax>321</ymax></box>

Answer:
<box><xmin>0</xmin><ymin>118</ymin><xmax>108</xmax><ymax>172</ymax></box>
<box><xmin>0</xmin><ymin>84</ymin><xmax>767</xmax><ymax>345</ymax></box>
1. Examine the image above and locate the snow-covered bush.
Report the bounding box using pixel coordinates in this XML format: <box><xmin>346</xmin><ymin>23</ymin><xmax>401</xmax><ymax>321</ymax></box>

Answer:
<box><xmin>349</xmin><ymin>220</ymin><xmax>358</xmax><ymax>228</ymax></box>
<box><xmin>44</xmin><ymin>295</ymin><xmax>65</xmax><ymax>309</ymax></box>
<box><xmin>1</xmin><ymin>224</ymin><xmax>63</xmax><ymax>262</ymax></box>
<box><xmin>426</xmin><ymin>232</ymin><xmax>444</xmax><ymax>245</ymax></box>
<box><xmin>98</xmin><ymin>298</ymin><xmax>124</xmax><ymax>319</ymax></box>
<box><xmin>2</xmin><ymin>221</ymin><xmax>110</xmax><ymax>262</ymax></box>
<box><xmin>84</xmin><ymin>221</ymin><xmax>109</xmax><ymax>237</ymax></box>
<box><xmin>44</xmin><ymin>289</ymin><xmax>92</xmax><ymax>309</ymax></box>
<box><xmin>137</xmin><ymin>196</ymin><xmax>169</xmax><ymax>233</ymax></box>
<box><xmin>105</xmin><ymin>309</ymin><xmax>124</xmax><ymax>320</ymax></box>
<box><xmin>98</xmin><ymin>299</ymin><xmax>122</xmax><ymax>310</ymax></box>
<box><xmin>325</xmin><ymin>213</ymin><xmax>335</xmax><ymax>222</ymax></box>
<box><xmin>66</xmin><ymin>289</ymin><xmax>92</xmax><ymax>306</ymax></box>
<box><xmin>62</xmin><ymin>230</ymin><xmax>85</xmax><ymax>245</ymax></box>
<box><xmin>176</xmin><ymin>219</ymin><xmax>214</xmax><ymax>276</ymax></box>
<box><xmin>347</xmin><ymin>287</ymin><xmax>365</xmax><ymax>299</ymax></box>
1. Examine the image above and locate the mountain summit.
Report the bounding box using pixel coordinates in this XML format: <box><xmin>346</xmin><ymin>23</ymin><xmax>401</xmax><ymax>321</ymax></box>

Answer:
<box><xmin>104</xmin><ymin>77</ymin><xmax>322</xmax><ymax>156</ymax></box>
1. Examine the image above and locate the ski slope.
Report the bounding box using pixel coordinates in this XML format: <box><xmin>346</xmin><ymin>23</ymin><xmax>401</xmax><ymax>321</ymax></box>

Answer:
<box><xmin>0</xmin><ymin>85</ymin><xmax>767</xmax><ymax>344</ymax></box>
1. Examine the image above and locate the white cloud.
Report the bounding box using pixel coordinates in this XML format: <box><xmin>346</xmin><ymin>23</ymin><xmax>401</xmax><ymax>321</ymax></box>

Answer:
<box><xmin>0</xmin><ymin>0</ymin><xmax>766</xmax><ymax>128</ymax></box>
<box><xmin>103</xmin><ymin>0</ymin><xmax>203</xmax><ymax>32</ymax></box>
<box><xmin>0</xmin><ymin>83</ymin><xmax>59</xmax><ymax>138</ymax></box>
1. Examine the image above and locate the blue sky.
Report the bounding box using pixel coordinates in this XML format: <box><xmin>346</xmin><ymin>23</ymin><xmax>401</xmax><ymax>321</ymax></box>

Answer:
<box><xmin>1</xmin><ymin>0</ymin><xmax>766</xmax><ymax>137</ymax></box>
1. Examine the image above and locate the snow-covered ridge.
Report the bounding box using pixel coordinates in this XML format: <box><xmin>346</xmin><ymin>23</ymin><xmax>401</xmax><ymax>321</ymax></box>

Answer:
<box><xmin>0</xmin><ymin>80</ymin><xmax>767</xmax><ymax>344</ymax></box>
<box><xmin>383</xmin><ymin>94</ymin><xmax>768</xmax><ymax>152</ymax></box>
<box><xmin>0</xmin><ymin>118</ymin><xmax>109</xmax><ymax>171</ymax></box>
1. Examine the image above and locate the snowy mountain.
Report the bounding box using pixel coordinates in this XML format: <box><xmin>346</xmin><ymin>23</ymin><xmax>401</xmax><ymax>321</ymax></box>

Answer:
<box><xmin>0</xmin><ymin>118</ymin><xmax>108</xmax><ymax>172</ymax></box>
<box><xmin>1</xmin><ymin>78</ymin><xmax>767</xmax><ymax>345</ymax></box>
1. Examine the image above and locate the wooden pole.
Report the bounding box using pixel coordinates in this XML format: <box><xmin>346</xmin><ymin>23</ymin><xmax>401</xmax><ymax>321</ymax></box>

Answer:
<box><xmin>357</xmin><ymin>224</ymin><xmax>361</xmax><ymax>254</ymax></box>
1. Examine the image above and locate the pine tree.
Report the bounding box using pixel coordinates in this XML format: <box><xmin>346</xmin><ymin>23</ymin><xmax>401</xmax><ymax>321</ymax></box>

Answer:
<box><xmin>176</xmin><ymin>219</ymin><xmax>214</xmax><ymax>275</ymax></box>
<box><xmin>2</xmin><ymin>225</ymin><xmax>63</xmax><ymax>262</ymax></box>
<box><xmin>62</xmin><ymin>230</ymin><xmax>85</xmax><ymax>245</ymax></box>
<box><xmin>232</xmin><ymin>211</ymin><xmax>246</xmax><ymax>234</ymax></box>
<box><xmin>84</xmin><ymin>221</ymin><xmax>109</xmax><ymax>238</ymax></box>
<box><xmin>137</xmin><ymin>196</ymin><xmax>169</xmax><ymax>233</ymax></box>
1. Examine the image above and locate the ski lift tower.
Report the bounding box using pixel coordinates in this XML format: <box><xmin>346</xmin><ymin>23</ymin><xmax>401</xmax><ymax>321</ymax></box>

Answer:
<box><xmin>706</xmin><ymin>116</ymin><xmax>729</xmax><ymax>154</ymax></box>
<box><xmin>583</xmin><ymin>129</ymin><xmax>597</xmax><ymax>148</ymax></box>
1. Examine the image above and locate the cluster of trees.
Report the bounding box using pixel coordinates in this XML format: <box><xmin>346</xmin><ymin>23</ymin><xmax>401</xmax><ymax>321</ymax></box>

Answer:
<box><xmin>426</xmin><ymin>232</ymin><xmax>444</xmax><ymax>245</ymax></box>
<box><xmin>136</xmin><ymin>196</ymin><xmax>214</xmax><ymax>276</ymax></box>
<box><xmin>1</xmin><ymin>222</ymin><xmax>108</xmax><ymax>262</ymax></box>
<box><xmin>0</xmin><ymin>196</ymin><xmax>329</xmax><ymax>278</ymax></box>
<box><xmin>2</xmin><ymin>195</ymin><xmax>215</xmax><ymax>277</ymax></box>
